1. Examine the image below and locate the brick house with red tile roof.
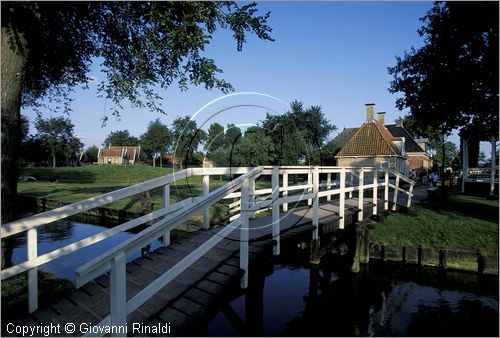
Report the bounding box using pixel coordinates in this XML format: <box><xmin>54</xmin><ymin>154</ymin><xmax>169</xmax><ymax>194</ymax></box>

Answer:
<box><xmin>335</xmin><ymin>104</ymin><xmax>411</xmax><ymax>175</ymax></box>
<box><xmin>97</xmin><ymin>146</ymin><xmax>141</xmax><ymax>165</ymax></box>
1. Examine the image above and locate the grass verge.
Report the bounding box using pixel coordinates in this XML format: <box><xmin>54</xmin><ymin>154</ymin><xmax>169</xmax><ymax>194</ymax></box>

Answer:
<box><xmin>370</xmin><ymin>194</ymin><xmax>499</xmax><ymax>256</ymax></box>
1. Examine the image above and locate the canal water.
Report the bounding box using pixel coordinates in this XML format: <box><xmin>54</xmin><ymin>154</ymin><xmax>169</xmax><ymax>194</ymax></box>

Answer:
<box><xmin>8</xmin><ymin>220</ymin><xmax>499</xmax><ymax>336</ymax></box>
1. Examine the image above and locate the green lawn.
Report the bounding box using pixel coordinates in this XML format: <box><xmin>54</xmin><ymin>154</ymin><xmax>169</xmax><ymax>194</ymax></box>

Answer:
<box><xmin>370</xmin><ymin>195</ymin><xmax>499</xmax><ymax>255</ymax></box>
<box><xmin>18</xmin><ymin>165</ymin><xmax>271</xmax><ymax>223</ymax></box>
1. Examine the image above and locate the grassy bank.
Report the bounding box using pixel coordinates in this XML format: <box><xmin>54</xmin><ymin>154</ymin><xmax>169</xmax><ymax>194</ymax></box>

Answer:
<box><xmin>370</xmin><ymin>194</ymin><xmax>498</xmax><ymax>271</ymax></box>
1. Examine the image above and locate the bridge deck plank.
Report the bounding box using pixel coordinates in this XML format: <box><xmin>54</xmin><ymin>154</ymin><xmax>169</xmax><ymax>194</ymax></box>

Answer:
<box><xmin>10</xmin><ymin>196</ymin><xmax>389</xmax><ymax>336</ymax></box>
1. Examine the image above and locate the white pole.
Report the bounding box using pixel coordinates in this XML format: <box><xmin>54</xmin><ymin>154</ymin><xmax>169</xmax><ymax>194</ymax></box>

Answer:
<box><xmin>392</xmin><ymin>175</ymin><xmax>400</xmax><ymax>211</ymax></box>
<box><xmin>312</xmin><ymin>166</ymin><xmax>319</xmax><ymax>240</ymax></box>
<box><xmin>339</xmin><ymin>168</ymin><xmax>346</xmax><ymax>229</ymax></box>
<box><xmin>162</xmin><ymin>184</ymin><xmax>170</xmax><ymax>246</ymax></box>
<box><xmin>272</xmin><ymin>166</ymin><xmax>280</xmax><ymax>255</ymax></box>
<box><xmin>349</xmin><ymin>171</ymin><xmax>354</xmax><ymax>198</ymax></box>
<box><xmin>110</xmin><ymin>253</ymin><xmax>127</xmax><ymax>335</ymax></box>
<box><xmin>407</xmin><ymin>183</ymin><xmax>414</xmax><ymax>208</ymax></box>
<box><xmin>462</xmin><ymin>138</ymin><xmax>468</xmax><ymax>193</ymax></box>
<box><xmin>282</xmin><ymin>171</ymin><xmax>288</xmax><ymax>212</ymax></box>
<box><xmin>307</xmin><ymin>169</ymin><xmax>312</xmax><ymax>206</ymax></box>
<box><xmin>326</xmin><ymin>173</ymin><xmax>332</xmax><ymax>202</ymax></box>
<box><xmin>372</xmin><ymin>170</ymin><xmax>378</xmax><ymax>215</ymax></box>
<box><xmin>202</xmin><ymin>175</ymin><xmax>210</xmax><ymax>230</ymax></box>
<box><xmin>27</xmin><ymin>228</ymin><xmax>38</xmax><ymax>313</ymax></box>
<box><xmin>384</xmin><ymin>170</ymin><xmax>389</xmax><ymax>210</ymax></box>
<box><xmin>240</xmin><ymin>178</ymin><xmax>250</xmax><ymax>289</ymax></box>
<box><xmin>249</xmin><ymin>177</ymin><xmax>256</xmax><ymax>218</ymax></box>
<box><xmin>490</xmin><ymin>139</ymin><xmax>497</xmax><ymax>197</ymax></box>
<box><xmin>358</xmin><ymin>168</ymin><xmax>364</xmax><ymax>221</ymax></box>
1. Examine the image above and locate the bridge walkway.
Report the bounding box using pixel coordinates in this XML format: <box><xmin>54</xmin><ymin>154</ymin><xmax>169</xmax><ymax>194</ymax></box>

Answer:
<box><xmin>7</xmin><ymin>197</ymin><xmax>381</xmax><ymax>337</ymax></box>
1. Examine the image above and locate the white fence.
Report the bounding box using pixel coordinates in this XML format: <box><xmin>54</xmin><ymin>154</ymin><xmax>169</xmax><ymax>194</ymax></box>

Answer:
<box><xmin>1</xmin><ymin>166</ymin><xmax>413</xmax><ymax>336</ymax></box>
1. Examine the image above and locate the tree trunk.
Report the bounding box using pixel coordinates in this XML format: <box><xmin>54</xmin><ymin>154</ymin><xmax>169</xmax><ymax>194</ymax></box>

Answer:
<box><xmin>152</xmin><ymin>155</ymin><xmax>156</xmax><ymax>167</ymax></box>
<box><xmin>52</xmin><ymin>152</ymin><xmax>56</xmax><ymax>167</ymax></box>
<box><xmin>1</xmin><ymin>26</ymin><xmax>28</xmax><ymax>268</ymax></box>
<box><xmin>160</xmin><ymin>152</ymin><xmax>163</xmax><ymax>167</ymax></box>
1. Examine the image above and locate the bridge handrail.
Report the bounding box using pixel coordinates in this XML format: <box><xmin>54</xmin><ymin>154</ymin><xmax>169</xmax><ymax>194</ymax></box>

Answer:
<box><xmin>75</xmin><ymin>166</ymin><xmax>264</xmax><ymax>287</ymax></box>
<box><xmin>1</xmin><ymin>169</ymin><xmax>192</xmax><ymax>238</ymax></box>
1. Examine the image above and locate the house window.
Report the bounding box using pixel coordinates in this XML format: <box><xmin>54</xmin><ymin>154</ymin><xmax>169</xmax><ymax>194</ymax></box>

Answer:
<box><xmin>380</xmin><ymin>161</ymin><xmax>389</xmax><ymax>170</ymax></box>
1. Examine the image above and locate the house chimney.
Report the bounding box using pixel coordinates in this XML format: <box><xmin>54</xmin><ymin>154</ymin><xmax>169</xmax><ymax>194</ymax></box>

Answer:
<box><xmin>396</xmin><ymin>117</ymin><xmax>403</xmax><ymax>127</ymax></box>
<box><xmin>365</xmin><ymin>103</ymin><xmax>375</xmax><ymax>121</ymax></box>
<box><xmin>377</xmin><ymin>112</ymin><xmax>386</xmax><ymax>125</ymax></box>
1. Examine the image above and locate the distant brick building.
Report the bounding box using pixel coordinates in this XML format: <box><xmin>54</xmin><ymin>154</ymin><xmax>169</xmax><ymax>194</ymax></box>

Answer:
<box><xmin>97</xmin><ymin>146</ymin><xmax>141</xmax><ymax>165</ymax></box>
<box><xmin>330</xmin><ymin>103</ymin><xmax>432</xmax><ymax>175</ymax></box>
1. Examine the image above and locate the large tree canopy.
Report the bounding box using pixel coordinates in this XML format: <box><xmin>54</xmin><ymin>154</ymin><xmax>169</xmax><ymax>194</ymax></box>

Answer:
<box><xmin>1</xmin><ymin>1</ymin><xmax>273</xmax><ymax>229</ymax></box>
<box><xmin>140</xmin><ymin>118</ymin><xmax>172</xmax><ymax>167</ymax></box>
<box><xmin>388</xmin><ymin>2</ymin><xmax>498</xmax><ymax>140</ymax></box>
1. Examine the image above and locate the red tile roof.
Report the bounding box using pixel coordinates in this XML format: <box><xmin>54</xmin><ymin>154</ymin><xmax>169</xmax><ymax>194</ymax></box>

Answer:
<box><xmin>336</xmin><ymin>120</ymin><xmax>401</xmax><ymax>156</ymax></box>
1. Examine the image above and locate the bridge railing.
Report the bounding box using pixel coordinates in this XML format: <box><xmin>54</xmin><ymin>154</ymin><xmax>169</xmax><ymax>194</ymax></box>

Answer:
<box><xmin>1</xmin><ymin>165</ymin><xmax>413</xmax><ymax>322</ymax></box>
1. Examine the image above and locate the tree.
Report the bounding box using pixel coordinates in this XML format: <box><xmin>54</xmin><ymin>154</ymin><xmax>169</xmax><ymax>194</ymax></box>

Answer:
<box><xmin>388</xmin><ymin>2</ymin><xmax>498</xmax><ymax>142</ymax></box>
<box><xmin>102</xmin><ymin>130</ymin><xmax>139</xmax><ymax>148</ymax></box>
<box><xmin>232</xmin><ymin>126</ymin><xmax>274</xmax><ymax>166</ymax></box>
<box><xmin>34</xmin><ymin>115</ymin><xmax>83</xmax><ymax>167</ymax></box>
<box><xmin>172</xmin><ymin>116</ymin><xmax>206</xmax><ymax>167</ymax></box>
<box><xmin>224</xmin><ymin>123</ymin><xmax>243</xmax><ymax>149</ymax></box>
<box><xmin>140</xmin><ymin>118</ymin><xmax>171</xmax><ymax>167</ymax></box>
<box><xmin>1</xmin><ymin>1</ymin><xmax>273</xmax><ymax>266</ymax></box>
<box><xmin>84</xmin><ymin>145</ymin><xmax>99</xmax><ymax>163</ymax></box>
<box><xmin>205</xmin><ymin>122</ymin><xmax>225</xmax><ymax>156</ymax></box>
<box><xmin>432</xmin><ymin>141</ymin><xmax>459</xmax><ymax>168</ymax></box>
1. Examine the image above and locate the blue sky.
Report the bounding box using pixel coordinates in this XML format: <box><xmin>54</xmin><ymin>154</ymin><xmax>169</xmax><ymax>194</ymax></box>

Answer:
<box><xmin>23</xmin><ymin>1</ymin><xmax>439</xmax><ymax>149</ymax></box>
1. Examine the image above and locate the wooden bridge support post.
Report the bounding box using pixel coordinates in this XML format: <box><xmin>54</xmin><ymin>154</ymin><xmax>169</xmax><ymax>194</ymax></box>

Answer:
<box><xmin>339</xmin><ymin>168</ymin><xmax>346</xmax><ymax>229</ymax></box>
<box><xmin>384</xmin><ymin>170</ymin><xmax>389</xmax><ymax>210</ymax></box>
<box><xmin>202</xmin><ymin>175</ymin><xmax>210</xmax><ymax>230</ymax></box>
<box><xmin>358</xmin><ymin>168</ymin><xmax>364</xmax><ymax>221</ymax></box>
<box><xmin>392</xmin><ymin>175</ymin><xmax>400</xmax><ymax>211</ymax></box>
<box><xmin>272</xmin><ymin>166</ymin><xmax>280</xmax><ymax>255</ymax></box>
<box><xmin>372</xmin><ymin>170</ymin><xmax>378</xmax><ymax>215</ymax></box>
<box><xmin>326</xmin><ymin>173</ymin><xmax>332</xmax><ymax>202</ymax></box>
<box><xmin>282</xmin><ymin>170</ymin><xmax>288</xmax><ymax>212</ymax></box>
<box><xmin>27</xmin><ymin>228</ymin><xmax>38</xmax><ymax>313</ymax></box>
<box><xmin>307</xmin><ymin>169</ymin><xmax>312</xmax><ymax>206</ymax></box>
<box><xmin>312</xmin><ymin>166</ymin><xmax>319</xmax><ymax>240</ymax></box>
<box><xmin>240</xmin><ymin>178</ymin><xmax>250</xmax><ymax>288</ymax></box>
<box><xmin>110</xmin><ymin>253</ymin><xmax>127</xmax><ymax>334</ymax></box>
<box><xmin>162</xmin><ymin>184</ymin><xmax>170</xmax><ymax>247</ymax></box>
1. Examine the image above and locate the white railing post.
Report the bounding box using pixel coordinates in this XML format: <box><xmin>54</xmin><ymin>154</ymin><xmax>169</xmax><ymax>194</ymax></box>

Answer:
<box><xmin>407</xmin><ymin>183</ymin><xmax>414</xmax><ymax>208</ymax></box>
<box><xmin>110</xmin><ymin>253</ymin><xmax>127</xmax><ymax>335</ymax></box>
<box><xmin>312</xmin><ymin>166</ymin><xmax>320</xmax><ymax>240</ymax></box>
<box><xmin>348</xmin><ymin>171</ymin><xmax>354</xmax><ymax>198</ymax></box>
<box><xmin>384</xmin><ymin>170</ymin><xmax>389</xmax><ymax>210</ymax></box>
<box><xmin>162</xmin><ymin>184</ymin><xmax>170</xmax><ymax>246</ymax></box>
<box><xmin>339</xmin><ymin>168</ymin><xmax>346</xmax><ymax>229</ymax></box>
<box><xmin>326</xmin><ymin>173</ymin><xmax>332</xmax><ymax>202</ymax></box>
<box><xmin>249</xmin><ymin>177</ymin><xmax>256</xmax><ymax>218</ymax></box>
<box><xmin>272</xmin><ymin>166</ymin><xmax>280</xmax><ymax>255</ymax></box>
<box><xmin>240</xmin><ymin>178</ymin><xmax>250</xmax><ymax>289</ymax></box>
<box><xmin>202</xmin><ymin>175</ymin><xmax>210</xmax><ymax>230</ymax></box>
<box><xmin>27</xmin><ymin>228</ymin><xmax>38</xmax><ymax>313</ymax></box>
<box><xmin>372</xmin><ymin>170</ymin><xmax>378</xmax><ymax>215</ymax></box>
<box><xmin>307</xmin><ymin>169</ymin><xmax>312</xmax><ymax>206</ymax></box>
<box><xmin>282</xmin><ymin>170</ymin><xmax>288</xmax><ymax>212</ymax></box>
<box><xmin>358</xmin><ymin>168</ymin><xmax>364</xmax><ymax>221</ymax></box>
<box><xmin>392</xmin><ymin>175</ymin><xmax>400</xmax><ymax>211</ymax></box>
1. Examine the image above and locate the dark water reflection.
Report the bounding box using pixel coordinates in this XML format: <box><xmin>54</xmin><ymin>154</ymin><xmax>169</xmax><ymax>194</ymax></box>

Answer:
<box><xmin>209</xmin><ymin>252</ymin><xmax>498</xmax><ymax>337</ymax></box>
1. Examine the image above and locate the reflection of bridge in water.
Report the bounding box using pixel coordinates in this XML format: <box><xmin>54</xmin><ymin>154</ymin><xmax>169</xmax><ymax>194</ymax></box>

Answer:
<box><xmin>2</xmin><ymin>166</ymin><xmax>414</xmax><ymax>336</ymax></box>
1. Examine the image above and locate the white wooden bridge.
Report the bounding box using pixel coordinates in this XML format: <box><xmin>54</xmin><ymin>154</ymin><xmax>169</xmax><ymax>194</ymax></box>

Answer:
<box><xmin>1</xmin><ymin>166</ymin><xmax>414</xmax><ymax>336</ymax></box>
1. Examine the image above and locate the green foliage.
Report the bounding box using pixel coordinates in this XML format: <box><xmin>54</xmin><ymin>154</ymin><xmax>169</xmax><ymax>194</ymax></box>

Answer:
<box><xmin>34</xmin><ymin>115</ymin><xmax>83</xmax><ymax>166</ymax></box>
<box><xmin>102</xmin><ymin>130</ymin><xmax>139</xmax><ymax>147</ymax></box>
<box><xmin>388</xmin><ymin>2</ymin><xmax>498</xmax><ymax>140</ymax></box>
<box><xmin>84</xmin><ymin>145</ymin><xmax>99</xmax><ymax>163</ymax></box>
<box><xmin>432</xmin><ymin>140</ymin><xmax>459</xmax><ymax>167</ymax></box>
<box><xmin>224</xmin><ymin>123</ymin><xmax>243</xmax><ymax>149</ymax></box>
<box><xmin>205</xmin><ymin>122</ymin><xmax>225</xmax><ymax>155</ymax></box>
<box><xmin>140</xmin><ymin>118</ymin><xmax>172</xmax><ymax>166</ymax></box>
<box><xmin>172</xmin><ymin>116</ymin><xmax>207</xmax><ymax>166</ymax></box>
<box><xmin>3</xmin><ymin>2</ymin><xmax>274</xmax><ymax>117</ymax></box>
<box><xmin>232</xmin><ymin>126</ymin><xmax>274</xmax><ymax>166</ymax></box>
